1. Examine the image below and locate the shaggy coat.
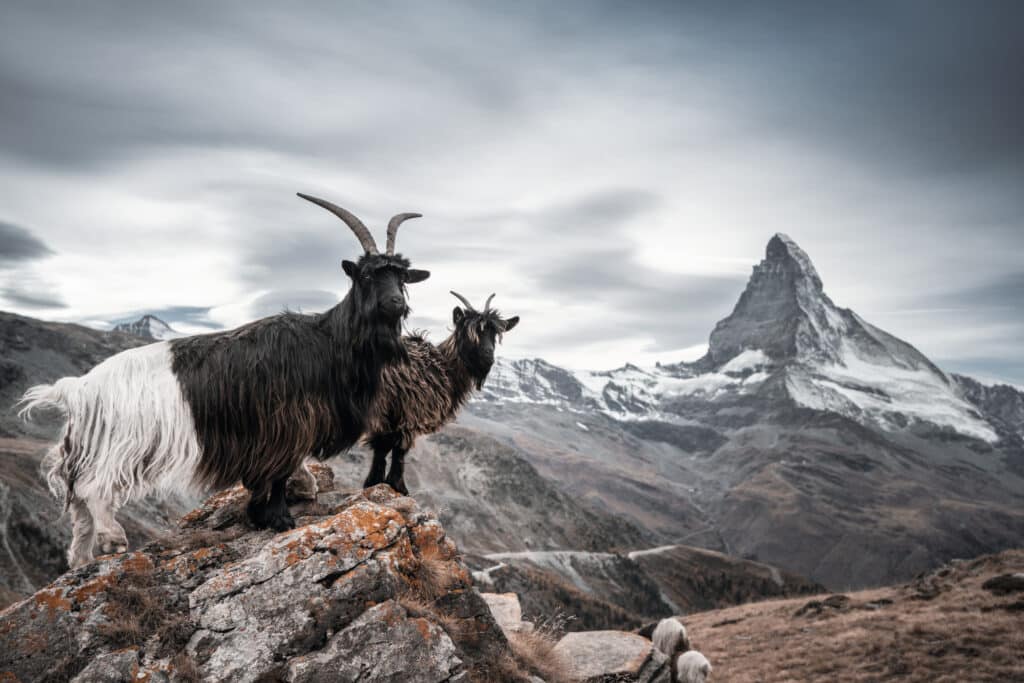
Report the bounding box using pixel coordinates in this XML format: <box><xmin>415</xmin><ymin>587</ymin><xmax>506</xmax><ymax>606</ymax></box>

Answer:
<box><xmin>652</xmin><ymin>617</ymin><xmax>690</xmax><ymax>679</ymax></box>
<box><xmin>676</xmin><ymin>651</ymin><xmax>712</xmax><ymax>683</ymax></box>
<box><xmin>360</xmin><ymin>295</ymin><xmax>518</xmax><ymax>494</ymax></box>
<box><xmin>19</xmin><ymin>194</ymin><xmax>429</xmax><ymax>567</ymax></box>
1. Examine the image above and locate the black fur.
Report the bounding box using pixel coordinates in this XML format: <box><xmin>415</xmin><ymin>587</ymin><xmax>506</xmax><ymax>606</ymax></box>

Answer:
<box><xmin>171</xmin><ymin>253</ymin><xmax>426</xmax><ymax>530</ymax></box>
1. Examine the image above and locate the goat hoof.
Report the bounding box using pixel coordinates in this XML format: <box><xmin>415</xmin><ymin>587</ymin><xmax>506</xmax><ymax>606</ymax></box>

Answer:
<box><xmin>97</xmin><ymin>534</ymin><xmax>129</xmax><ymax>555</ymax></box>
<box><xmin>268</xmin><ymin>513</ymin><xmax>296</xmax><ymax>532</ymax></box>
<box><xmin>99</xmin><ymin>541</ymin><xmax>128</xmax><ymax>554</ymax></box>
<box><xmin>388</xmin><ymin>480</ymin><xmax>409</xmax><ymax>496</ymax></box>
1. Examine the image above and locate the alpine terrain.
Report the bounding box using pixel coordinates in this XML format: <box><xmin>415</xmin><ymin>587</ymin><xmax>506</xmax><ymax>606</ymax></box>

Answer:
<box><xmin>451</xmin><ymin>234</ymin><xmax>1024</xmax><ymax>589</ymax></box>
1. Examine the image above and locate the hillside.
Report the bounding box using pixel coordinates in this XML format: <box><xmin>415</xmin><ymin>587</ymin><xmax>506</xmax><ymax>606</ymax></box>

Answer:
<box><xmin>0</xmin><ymin>311</ymin><xmax>146</xmax><ymax>438</ymax></box>
<box><xmin>463</xmin><ymin>234</ymin><xmax>1024</xmax><ymax>588</ymax></box>
<box><xmin>683</xmin><ymin>549</ymin><xmax>1024</xmax><ymax>681</ymax></box>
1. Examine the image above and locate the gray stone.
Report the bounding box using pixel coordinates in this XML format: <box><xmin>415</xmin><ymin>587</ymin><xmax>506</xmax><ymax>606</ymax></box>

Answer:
<box><xmin>285</xmin><ymin>600</ymin><xmax>461</xmax><ymax>682</ymax></box>
<box><xmin>553</xmin><ymin>630</ymin><xmax>670</xmax><ymax>682</ymax></box>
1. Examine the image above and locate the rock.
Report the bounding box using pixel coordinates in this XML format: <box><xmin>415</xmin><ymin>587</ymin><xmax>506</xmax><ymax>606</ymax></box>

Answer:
<box><xmin>0</xmin><ymin>480</ymin><xmax>512</xmax><ymax>683</ymax></box>
<box><xmin>795</xmin><ymin>594</ymin><xmax>851</xmax><ymax>617</ymax></box>
<box><xmin>482</xmin><ymin>592</ymin><xmax>527</xmax><ymax>636</ymax></box>
<box><xmin>982</xmin><ymin>573</ymin><xmax>1024</xmax><ymax>595</ymax></box>
<box><xmin>285</xmin><ymin>601</ymin><xmax>461</xmax><ymax>682</ymax></box>
<box><xmin>552</xmin><ymin>630</ymin><xmax>670</xmax><ymax>682</ymax></box>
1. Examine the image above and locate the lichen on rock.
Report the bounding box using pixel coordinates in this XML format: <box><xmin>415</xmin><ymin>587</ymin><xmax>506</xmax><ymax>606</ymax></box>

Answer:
<box><xmin>0</xmin><ymin>466</ymin><xmax>512</xmax><ymax>682</ymax></box>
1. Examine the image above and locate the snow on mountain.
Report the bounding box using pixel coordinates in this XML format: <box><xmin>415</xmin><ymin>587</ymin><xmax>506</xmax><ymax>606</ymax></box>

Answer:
<box><xmin>112</xmin><ymin>314</ymin><xmax>181</xmax><ymax>341</ymax></box>
<box><xmin>478</xmin><ymin>234</ymin><xmax>1006</xmax><ymax>443</ymax></box>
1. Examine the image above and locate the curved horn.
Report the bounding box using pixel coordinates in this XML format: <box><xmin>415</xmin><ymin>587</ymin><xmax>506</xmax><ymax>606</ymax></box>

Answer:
<box><xmin>483</xmin><ymin>293</ymin><xmax>496</xmax><ymax>312</ymax></box>
<box><xmin>450</xmin><ymin>290</ymin><xmax>475</xmax><ymax>311</ymax></box>
<box><xmin>297</xmin><ymin>192</ymin><xmax>379</xmax><ymax>255</ymax></box>
<box><xmin>386</xmin><ymin>213</ymin><xmax>422</xmax><ymax>255</ymax></box>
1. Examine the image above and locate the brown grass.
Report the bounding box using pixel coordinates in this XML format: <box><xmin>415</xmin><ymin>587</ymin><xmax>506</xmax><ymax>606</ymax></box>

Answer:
<box><xmin>682</xmin><ymin>550</ymin><xmax>1024</xmax><ymax>682</ymax></box>
<box><xmin>94</xmin><ymin>569</ymin><xmax>196</xmax><ymax>658</ymax></box>
<box><xmin>169</xmin><ymin>652</ymin><xmax>201</xmax><ymax>683</ymax></box>
<box><xmin>414</xmin><ymin>543</ymin><xmax>459</xmax><ymax>601</ymax></box>
<box><xmin>506</xmin><ymin>614</ymin><xmax>573</xmax><ymax>683</ymax></box>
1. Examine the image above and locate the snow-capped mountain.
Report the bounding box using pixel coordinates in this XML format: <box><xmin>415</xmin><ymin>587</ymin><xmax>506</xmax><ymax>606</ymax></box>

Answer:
<box><xmin>112</xmin><ymin>314</ymin><xmax>181</xmax><ymax>341</ymax></box>
<box><xmin>466</xmin><ymin>234</ymin><xmax>1024</xmax><ymax>589</ymax></box>
<box><xmin>480</xmin><ymin>234</ymin><xmax>1010</xmax><ymax>444</ymax></box>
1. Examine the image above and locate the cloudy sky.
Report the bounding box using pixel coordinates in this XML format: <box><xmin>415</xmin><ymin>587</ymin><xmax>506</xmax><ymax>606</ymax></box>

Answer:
<box><xmin>1</xmin><ymin>1</ymin><xmax>1021</xmax><ymax>383</ymax></box>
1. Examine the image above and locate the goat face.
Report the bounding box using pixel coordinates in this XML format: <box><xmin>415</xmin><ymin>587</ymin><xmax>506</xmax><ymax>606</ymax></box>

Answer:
<box><xmin>344</xmin><ymin>254</ymin><xmax>429</xmax><ymax>324</ymax></box>
<box><xmin>452</xmin><ymin>301</ymin><xmax>519</xmax><ymax>386</ymax></box>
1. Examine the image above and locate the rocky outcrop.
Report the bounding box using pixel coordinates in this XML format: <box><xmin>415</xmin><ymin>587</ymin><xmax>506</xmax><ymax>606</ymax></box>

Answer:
<box><xmin>552</xmin><ymin>631</ymin><xmax>669</xmax><ymax>682</ymax></box>
<box><xmin>0</xmin><ymin>467</ymin><xmax>515</xmax><ymax>682</ymax></box>
<box><xmin>0</xmin><ymin>437</ymin><xmax>193</xmax><ymax>609</ymax></box>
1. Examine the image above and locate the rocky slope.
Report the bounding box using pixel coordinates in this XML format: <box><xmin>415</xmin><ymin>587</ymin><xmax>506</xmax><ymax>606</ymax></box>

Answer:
<box><xmin>464</xmin><ymin>544</ymin><xmax>822</xmax><ymax>632</ymax></box>
<box><xmin>462</xmin><ymin>235</ymin><xmax>1024</xmax><ymax>589</ymax></box>
<box><xmin>0</xmin><ymin>311</ymin><xmax>145</xmax><ymax>438</ymax></box>
<box><xmin>0</xmin><ymin>437</ymin><xmax>192</xmax><ymax>610</ymax></box>
<box><xmin>0</xmin><ymin>469</ymin><xmax>521</xmax><ymax>683</ymax></box>
<box><xmin>681</xmin><ymin>549</ymin><xmax>1024</xmax><ymax>682</ymax></box>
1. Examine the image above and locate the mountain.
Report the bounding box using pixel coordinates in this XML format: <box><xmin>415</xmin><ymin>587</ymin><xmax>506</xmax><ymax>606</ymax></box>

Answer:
<box><xmin>464</xmin><ymin>234</ymin><xmax>1024</xmax><ymax>589</ymax></box>
<box><xmin>0</xmin><ymin>311</ymin><xmax>147</xmax><ymax>438</ymax></box>
<box><xmin>111</xmin><ymin>313</ymin><xmax>180</xmax><ymax>340</ymax></box>
<box><xmin>1</xmin><ymin>233</ymin><xmax>1021</xmax><ymax>594</ymax></box>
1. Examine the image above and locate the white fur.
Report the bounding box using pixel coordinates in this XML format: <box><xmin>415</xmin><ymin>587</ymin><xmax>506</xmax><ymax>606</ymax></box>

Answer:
<box><xmin>676</xmin><ymin>651</ymin><xmax>712</xmax><ymax>683</ymax></box>
<box><xmin>20</xmin><ymin>341</ymin><xmax>202</xmax><ymax>567</ymax></box>
<box><xmin>653</xmin><ymin>617</ymin><xmax>690</xmax><ymax>659</ymax></box>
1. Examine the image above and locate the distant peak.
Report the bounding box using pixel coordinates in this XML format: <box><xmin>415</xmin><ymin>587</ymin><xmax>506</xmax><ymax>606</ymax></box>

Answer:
<box><xmin>112</xmin><ymin>314</ymin><xmax>178</xmax><ymax>340</ymax></box>
<box><xmin>766</xmin><ymin>233</ymin><xmax>822</xmax><ymax>291</ymax></box>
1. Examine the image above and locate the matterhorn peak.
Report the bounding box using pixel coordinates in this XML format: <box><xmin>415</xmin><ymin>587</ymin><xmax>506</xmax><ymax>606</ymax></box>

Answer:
<box><xmin>766</xmin><ymin>233</ymin><xmax>823</xmax><ymax>292</ymax></box>
<box><xmin>705</xmin><ymin>234</ymin><xmax>842</xmax><ymax>367</ymax></box>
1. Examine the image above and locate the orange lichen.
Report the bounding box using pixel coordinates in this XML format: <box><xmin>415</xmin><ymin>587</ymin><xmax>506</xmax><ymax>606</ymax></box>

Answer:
<box><xmin>413</xmin><ymin>616</ymin><xmax>434</xmax><ymax>641</ymax></box>
<box><xmin>69</xmin><ymin>573</ymin><xmax>117</xmax><ymax>604</ymax></box>
<box><xmin>32</xmin><ymin>588</ymin><xmax>71</xmax><ymax>621</ymax></box>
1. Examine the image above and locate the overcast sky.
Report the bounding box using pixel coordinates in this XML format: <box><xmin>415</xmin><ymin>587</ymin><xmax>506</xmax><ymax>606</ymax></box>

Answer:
<box><xmin>1</xmin><ymin>1</ymin><xmax>1021</xmax><ymax>383</ymax></box>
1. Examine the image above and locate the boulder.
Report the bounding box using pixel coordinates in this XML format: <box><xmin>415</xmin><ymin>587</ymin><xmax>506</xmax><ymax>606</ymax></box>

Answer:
<box><xmin>552</xmin><ymin>630</ymin><xmax>670</xmax><ymax>682</ymax></box>
<box><xmin>0</xmin><ymin>472</ymin><xmax>511</xmax><ymax>682</ymax></box>
<box><xmin>482</xmin><ymin>592</ymin><xmax>534</xmax><ymax>637</ymax></box>
<box><xmin>982</xmin><ymin>573</ymin><xmax>1024</xmax><ymax>595</ymax></box>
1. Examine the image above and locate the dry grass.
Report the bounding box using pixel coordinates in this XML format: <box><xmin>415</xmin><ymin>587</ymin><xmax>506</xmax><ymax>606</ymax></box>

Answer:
<box><xmin>681</xmin><ymin>550</ymin><xmax>1024</xmax><ymax>682</ymax></box>
<box><xmin>95</xmin><ymin>568</ymin><xmax>196</xmax><ymax>658</ymax></box>
<box><xmin>506</xmin><ymin>614</ymin><xmax>573</xmax><ymax>683</ymax></box>
<box><xmin>169</xmin><ymin>652</ymin><xmax>201</xmax><ymax>683</ymax></box>
<box><xmin>414</xmin><ymin>543</ymin><xmax>460</xmax><ymax>601</ymax></box>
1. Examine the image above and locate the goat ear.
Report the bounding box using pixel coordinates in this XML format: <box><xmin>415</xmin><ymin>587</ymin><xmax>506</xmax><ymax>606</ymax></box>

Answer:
<box><xmin>502</xmin><ymin>316</ymin><xmax>519</xmax><ymax>332</ymax></box>
<box><xmin>406</xmin><ymin>269</ymin><xmax>430</xmax><ymax>283</ymax></box>
<box><xmin>342</xmin><ymin>260</ymin><xmax>358</xmax><ymax>278</ymax></box>
<box><xmin>452</xmin><ymin>307</ymin><xmax>464</xmax><ymax>324</ymax></box>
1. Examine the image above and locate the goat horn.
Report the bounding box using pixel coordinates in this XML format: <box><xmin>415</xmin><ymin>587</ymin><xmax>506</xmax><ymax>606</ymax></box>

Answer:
<box><xmin>297</xmin><ymin>193</ymin><xmax>379</xmax><ymax>255</ymax></box>
<box><xmin>450</xmin><ymin>291</ymin><xmax>475</xmax><ymax>311</ymax></box>
<box><xmin>386</xmin><ymin>213</ymin><xmax>422</xmax><ymax>255</ymax></box>
<box><xmin>483</xmin><ymin>293</ymin><xmax>496</xmax><ymax>311</ymax></box>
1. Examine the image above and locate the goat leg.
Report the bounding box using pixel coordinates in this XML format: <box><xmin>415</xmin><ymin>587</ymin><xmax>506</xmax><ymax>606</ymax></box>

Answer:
<box><xmin>384</xmin><ymin>446</ymin><xmax>409</xmax><ymax>496</ymax></box>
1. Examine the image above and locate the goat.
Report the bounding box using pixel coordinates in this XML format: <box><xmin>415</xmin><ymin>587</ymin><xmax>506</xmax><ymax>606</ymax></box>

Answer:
<box><xmin>361</xmin><ymin>291</ymin><xmax>518</xmax><ymax>494</ymax></box>
<box><xmin>19</xmin><ymin>193</ymin><xmax>429</xmax><ymax>568</ymax></box>
<box><xmin>652</xmin><ymin>617</ymin><xmax>690</xmax><ymax>680</ymax></box>
<box><xmin>676</xmin><ymin>651</ymin><xmax>712</xmax><ymax>683</ymax></box>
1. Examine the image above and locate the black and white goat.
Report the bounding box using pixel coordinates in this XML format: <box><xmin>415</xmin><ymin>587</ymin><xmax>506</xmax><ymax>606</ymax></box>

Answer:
<box><xmin>360</xmin><ymin>291</ymin><xmax>518</xmax><ymax>494</ymax></box>
<box><xmin>19</xmin><ymin>193</ymin><xmax>429</xmax><ymax>568</ymax></box>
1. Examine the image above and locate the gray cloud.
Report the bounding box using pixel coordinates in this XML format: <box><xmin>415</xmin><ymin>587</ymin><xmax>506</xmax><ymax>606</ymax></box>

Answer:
<box><xmin>529</xmin><ymin>247</ymin><xmax>745</xmax><ymax>352</ymax></box>
<box><xmin>1</xmin><ymin>284</ymin><xmax>65</xmax><ymax>309</ymax></box>
<box><xmin>0</xmin><ymin>1</ymin><xmax>1020</xmax><ymax>382</ymax></box>
<box><xmin>248</xmin><ymin>289</ymin><xmax>340</xmax><ymax>318</ymax></box>
<box><xmin>0</xmin><ymin>221</ymin><xmax>54</xmax><ymax>265</ymax></box>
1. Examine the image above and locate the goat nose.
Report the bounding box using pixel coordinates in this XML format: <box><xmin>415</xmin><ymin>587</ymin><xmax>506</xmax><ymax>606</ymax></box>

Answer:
<box><xmin>388</xmin><ymin>295</ymin><xmax>405</xmax><ymax>307</ymax></box>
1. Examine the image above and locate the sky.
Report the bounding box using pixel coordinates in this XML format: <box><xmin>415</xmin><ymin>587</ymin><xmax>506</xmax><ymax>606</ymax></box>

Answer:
<box><xmin>0</xmin><ymin>1</ymin><xmax>1022</xmax><ymax>383</ymax></box>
